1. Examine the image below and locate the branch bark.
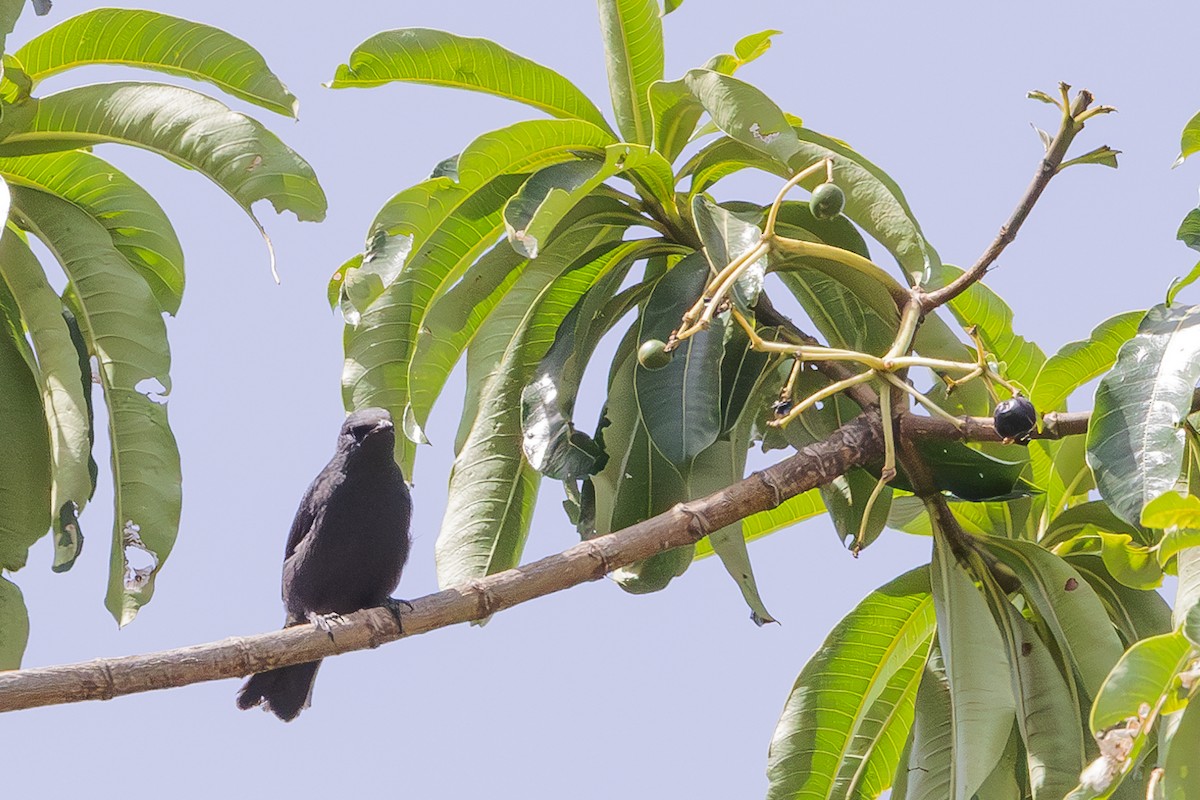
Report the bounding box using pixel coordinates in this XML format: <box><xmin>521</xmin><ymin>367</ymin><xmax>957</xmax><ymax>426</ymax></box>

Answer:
<box><xmin>0</xmin><ymin>413</ymin><xmax>885</xmax><ymax>713</ymax></box>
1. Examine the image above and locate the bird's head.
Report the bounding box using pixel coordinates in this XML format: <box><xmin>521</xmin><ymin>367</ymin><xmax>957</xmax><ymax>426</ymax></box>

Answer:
<box><xmin>339</xmin><ymin>407</ymin><xmax>396</xmax><ymax>455</ymax></box>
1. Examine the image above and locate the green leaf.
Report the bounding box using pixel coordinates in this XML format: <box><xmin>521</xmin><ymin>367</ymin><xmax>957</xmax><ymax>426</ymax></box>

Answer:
<box><xmin>765</xmin><ymin>567</ymin><xmax>935</xmax><ymax>800</ymax></box>
<box><xmin>0</xmin><ymin>226</ymin><xmax>92</xmax><ymax>573</ymax></box>
<box><xmin>931</xmin><ymin>535</ymin><xmax>1017</xmax><ymax>800</ymax></box>
<box><xmin>1087</xmin><ymin>304</ymin><xmax>1200</xmax><ymax>527</ymax></box>
<box><xmin>1041</xmin><ymin>500</ymin><xmax>1149</xmax><ymax>551</ymax></box>
<box><xmin>901</xmin><ymin>438</ymin><xmax>1030</xmax><ymax>502</ymax></box>
<box><xmin>0</xmin><ymin>262</ymin><xmax>51</xmax><ymax>572</ymax></box>
<box><xmin>12</xmin><ymin>187</ymin><xmax>181</xmax><ymax>626</ymax></box>
<box><xmin>0</xmin><ymin>574</ymin><xmax>28</xmax><ymax>669</ymax></box>
<box><xmin>15</xmin><ymin>8</ymin><xmax>299</xmax><ymax>117</ymax></box>
<box><xmin>692</xmin><ymin>196</ymin><xmax>766</xmax><ymax>313</ymax></box>
<box><xmin>941</xmin><ymin>265</ymin><xmax>1045</xmax><ymax>392</ymax></box>
<box><xmin>435</xmin><ymin>229</ymin><xmax>627</xmax><ymax>588</ymax></box>
<box><xmin>1163</xmin><ymin>695</ymin><xmax>1200</xmax><ymax>798</ymax></box>
<box><xmin>328</xmin><ymin>29</ymin><xmax>613</xmax><ymax>134</ymax></box>
<box><xmin>1090</xmin><ymin>630</ymin><xmax>1192</xmax><ymax>732</ymax></box>
<box><xmin>1141</xmin><ymin>491</ymin><xmax>1200</xmax><ymax>566</ymax></box>
<box><xmin>0</xmin><ymin>82</ymin><xmax>326</xmax><ymax>277</ymax></box>
<box><xmin>893</xmin><ymin>646</ymin><xmax>953</xmax><ymax>800</ymax></box>
<box><xmin>1167</xmin><ymin>259</ymin><xmax>1200</xmax><ymax>306</ymax></box>
<box><xmin>821</xmin><ymin>468</ymin><xmax>892</xmax><ymax>554</ymax></box>
<box><xmin>648</xmin><ymin>78</ymin><xmax>705</xmax><ymax>163</ymax></box>
<box><xmin>1178</xmin><ymin>208</ymin><xmax>1200</xmax><ymax>253</ymax></box>
<box><xmin>888</xmin><ymin>495</ymin><xmax>1035</xmax><ymax>540</ymax></box>
<box><xmin>694</xmin><ymin>489</ymin><xmax>826</xmax><ymax>558</ymax></box>
<box><xmin>1178</xmin><ymin>109</ymin><xmax>1200</xmax><ymax>165</ymax></box>
<box><xmin>1098</xmin><ymin>532</ymin><xmax>1162</xmax><ymax>590</ymax></box>
<box><xmin>0</xmin><ymin>0</ymin><xmax>24</xmax><ymax>57</ymax></box>
<box><xmin>0</xmin><ymin>151</ymin><xmax>185</xmax><ymax>315</ymax></box>
<box><xmin>984</xmin><ymin>538</ymin><xmax>1124</xmax><ymax>700</ymax></box>
<box><xmin>504</xmin><ymin>143</ymin><xmax>656</xmax><ymax>258</ymax></box>
<box><xmin>1030</xmin><ymin>311</ymin><xmax>1143</xmax><ymax>413</ymax></box>
<box><xmin>634</xmin><ymin>253</ymin><xmax>725</xmax><ymax>464</ymax></box>
<box><xmin>1069</xmin><ymin>554</ymin><xmax>1172</xmax><ymax>646</ymax></box>
<box><xmin>596</xmin><ymin>0</ymin><xmax>663</xmax><ymax>144</ymax></box>
<box><xmin>1058</xmin><ymin>145</ymin><xmax>1120</xmax><ymax>171</ymax></box>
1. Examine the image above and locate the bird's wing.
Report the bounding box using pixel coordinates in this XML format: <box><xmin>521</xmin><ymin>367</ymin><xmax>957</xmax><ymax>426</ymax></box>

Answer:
<box><xmin>283</xmin><ymin>463</ymin><xmax>341</xmax><ymax>559</ymax></box>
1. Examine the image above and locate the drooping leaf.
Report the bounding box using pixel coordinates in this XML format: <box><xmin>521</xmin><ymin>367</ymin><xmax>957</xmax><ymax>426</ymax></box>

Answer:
<box><xmin>1098</xmin><ymin>532</ymin><xmax>1162</xmax><ymax>590</ymax></box>
<box><xmin>1090</xmin><ymin>630</ymin><xmax>1192</xmax><ymax>732</ymax></box>
<box><xmin>930</xmin><ymin>534</ymin><xmax>1017</xmax><ymax>800</ymax></box>
<box><xmin>0</xmin><ymin>574</ymin><xmax>28</xmax><ymax>669</ymax></box>
<box><xmin>892</xmin><ymin>646</ymin><xmax>954</xmax><ymax>800</ymax></box>
<box><xmin>596</xmin><ymin>0</ymin><xmax>663</xmax><ymax>145</ymax></box>
<box><xmin>0</xmin><ymin>226</ymin><xmax>91</xmax><ymax>573</ymax></box>
<box><xmin>1030</xmin><ymin>311</ymin><xmax>1143</xmax><ymax>413</ymax></box>
<box><xmin>15</xmin><ymin>8</ymin><xmax>299</xmax><ymax>116</ymax></box>
<box><xmin>634</xmin><ymin>253</ymin><xmax>725</xmax><ymax>465</ymax></box>
<box><xmin>436</xmin><ymin>229</ymin><xmax>629</xmax><ymax>588</ymax></box>
<box><xmin>983</xmin><ymin>537</ymin><xmax>1124</xmax><ymax>700</ymax></box>
<box><xmin>1087</xmin><ymin>304</ymin><xmax>1200</xmax><ymax>528</ymax></box>
<box><xmin>1040</xmin><ymin>499</ymin><xmax>1150</xmax><ymax>551</ymax></box>
<box><xmin>328</xmin><ymin>29</ymin><xmax>613</xmax><ymax>133</ymax></box>
<box><xmin>766</xmin><ymin>567</ymin><xmax>935</xmax><ymax>800</ymax></box>
<box><xmin>1163</xmin><ymin>695</ymin><xmax>1200</xmax><ymax>798</ymax></box>
<box><xmin>0</xmin><ymin>150</ymin><xmax>185</xmax><ymax>314</ymax></box>
<box><xmin>0</xmin><ymin>262</ymin><xmax>50</xmax><ymax>572</ymax></box>
<box><xmin>694</xmin><ymin>489</ymin><xmax>826</xmax><ymax>558</ymax></box>
<box><xmin>1068</xmin><ymin>554</ymin><xmax>1172</xmax><ymax>646</ymax></box>
<box><xmin>821</xmin><ymin>468</ymin><xmax>892</xmax><ymax>554</ymax></box>
<box><xmin>691</xmin><ymin>195</ymin><xmax>766</xmax><ymax>313</ymax></box>
<box><xmin>12</xmin><ymin>187</ymin><xmax>181</xmax><ymax>626</ymax></box>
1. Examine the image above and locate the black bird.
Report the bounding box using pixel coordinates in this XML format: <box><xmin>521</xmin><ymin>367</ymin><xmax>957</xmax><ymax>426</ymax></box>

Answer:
<box><xmin>236</xmin><ymin>407</ymin><xmax>412</xmax><ymax>721</ymax></box>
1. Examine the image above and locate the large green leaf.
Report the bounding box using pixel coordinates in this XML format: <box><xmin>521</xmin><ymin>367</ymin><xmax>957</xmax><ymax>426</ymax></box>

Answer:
<box><xmin>889</xmin><ymin>495</ymin><xmax>1035</xmax><ymax>540</ymax></box>
<box><xmin>596</xmin><ymin>0</ymin><xmax>662</xmax><ymax>145</ymax></box>
<box><xmin>0</xmin><ymin>82</ymin><xmax>326</xmax><ymax>268</ymax></box>
<box><xmin>1068</xmin><ymin>554</ymin><xmax>1172</xmax><ymax>646</ymax></box>
<box><xmin>635</xmin><ymin>253</ymin><xmax>726</xmax><ymax>465</ymax></box>
<box><xmin>1163</xmin><ymin>695</ymin><xmax>1200</xmax><ymax>798</ymax></box>
<box><xmin>0</xmin><ymin>151</ymin><xmax>185</xmax><ymax>314</ymax></box>
<box><xmin>0</xmin><ymin>226</ymin><xmax>91</xmax><ymax>572</ymax></box>
<box><xmin>12</xmin><ymin>187</ymin><xmax>181</xmax><ymax>626</ymax></box>
<box><xmin>328</xmin><ymin>29</ymin><xmax>612</xmax><ymax>133</ymax></box>
<box><xmin>694</xmin><ymin>489</ymin><xmax>826</xmax><ymax>558</ymax></box>
<box><xmin>941</xmin><ymin>266</ymin><xmax>1045</xmax><ymax>392</ymax></box>
<box><xmin>931</xmin><ymin>535</ymin><xmax>1017</xmax><ymax>800</ymax></box>
<box><xmin>1090</xmin><ymin>630</ymin><xmax>1192</xmax><ymax>732</ymax></box>
<box><xmin>766</xmin><ymin>567</ymin><xmax>935</xmax><ymax>800</ymax></box>
<box><xmin>436</xmin><ymin>230</ymin><xmax>627</xmax><ymax>587</ymax></box>
<box><xmin>892</xmin><ymin>646</ymin><xmax>953</xmax><ymax>800</ymax></box>
<box><xmin>984</xmin><ymin>538</ymin><xmax>1123</xmax><ymax>700</ymax></box>
<box><xmin>0</xmin><ymin>574</ymin><xmax>28</xmax><ymax>669</ymax></box>
<box><xmin>0</xmin><ymin>255</ymin><xmax>50</xmax><ymax>572</ymax></box>
<box><xmin>15</xmin><ymin>8</ymin><xmax>298</xmax><ymax>117</ymax></box>
<box><xmin>1030</xmin><ymin>311</ymin><xmax>1144</xmax><ymax>413</ymax></box>
<box><xmin>1087</xmin><ymin>304</ymin><xmax>1200</xmax><ymax>527</ymax></box>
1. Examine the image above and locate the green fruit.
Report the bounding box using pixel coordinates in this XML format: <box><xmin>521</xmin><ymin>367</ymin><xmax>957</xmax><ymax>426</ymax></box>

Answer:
<box><xmin>637</xmin><ymin>339</ymin><xmax>672</xmax><ymax>370</ymax></box>
<box><xmin>810</xmin><ymin>182</ymin><xmax>845</xmax><ymax>220</ymax></box>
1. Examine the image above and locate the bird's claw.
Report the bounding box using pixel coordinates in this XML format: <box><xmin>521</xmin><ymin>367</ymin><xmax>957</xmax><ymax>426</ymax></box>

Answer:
<box><xmin>307</xmin><ymin>611</ymin><xmax>348</xmax><ymax>638</ymax></box>
<box><xmin>382</xmin><ymin>597</ymin><xmax>413</xmax><ymax>634</ymax></box>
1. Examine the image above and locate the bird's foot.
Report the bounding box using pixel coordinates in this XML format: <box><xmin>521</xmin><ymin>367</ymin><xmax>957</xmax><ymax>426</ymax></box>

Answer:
<box><xmin>381</xmin><ymin>597</ymin><xmax>414</xmax><ymax>634</ymax></box>
<box><xmin>307</xmin><ymin>611</ymin><xmax>348</xmax><ymax>639</ymax></box>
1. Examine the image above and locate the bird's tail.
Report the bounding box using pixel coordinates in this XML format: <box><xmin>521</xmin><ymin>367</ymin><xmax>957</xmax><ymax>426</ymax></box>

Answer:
<box><xmin>236</xmin><ymin>660</ymin><xmax>322</xmax><ymax>722</ymax></box>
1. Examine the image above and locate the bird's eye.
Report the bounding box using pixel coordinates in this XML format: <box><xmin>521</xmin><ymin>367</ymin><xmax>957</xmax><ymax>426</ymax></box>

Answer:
<box><xmin>351</xmin><ymin>425</ymin><xmax>372</xmax><ymax>441</ymax></box>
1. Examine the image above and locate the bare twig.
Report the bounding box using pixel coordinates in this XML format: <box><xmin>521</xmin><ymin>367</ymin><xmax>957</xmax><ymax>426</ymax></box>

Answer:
<box><xmin>0</xmin><ymin>413</ymin><xmax>886</xmax><ymax>713</ymax></box>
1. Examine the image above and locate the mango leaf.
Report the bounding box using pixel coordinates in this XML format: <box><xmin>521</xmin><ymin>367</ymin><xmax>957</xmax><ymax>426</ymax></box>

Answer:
<box><xmin>1177</xmin><ymin>109</ymin><xmax>1200</xmax><ymax>165</ymax></box>
<box><xmin>1068</xmin><ymin>554</ymin><xmax>1172</xmax><ymax>646</ymax></box>
<box><xmin>895</xmin><ymin>439</ymin><xmax>1031</xmax><ymax>502</ymax></box>
<box><xmin>1030</xmin><ymin>435</ymin><xmax>1092</xmax><ymax>533</ymax></box>
<box><xmin>596</xmin><ymin>0</ymin><xmax>662</xmax><ymax>144</ymax></box>
<box><xmin>0</xmin><ymin>261</ymin><xmax>50</xmax><ymax>572</ymax></box>
<box><xmin>691</xmin><ymin>195</ymin><xmax>767</xmax><ymax>312</ymax></box>
<box><xmin>694</xmin><ymin>490</ymin><xmax>826</xmax><ymax>558</ymax></box>
<box><xmin>12</xmin><ymin>187</ymin><xmax>181</xmax><ymax>626</ymax></box>
<box><xmin>1167</xmin><ymin>259</ymin><xmax>1200</xmax><ymax>306</ymax></box>
<box><xmin>0</xmin><ymin>150</ymin><xmax>185</xmax><ymax>314</ymax></box>
<box><xmin>1098</xmin><ymin>532</ymin><xmax>1162</xmax><ymax>590</ymax></box>
<box><xmin>983</xmin><ymin>537</ymin><xmax>1123</xmax><ymax>700</ymax></box>
<box><xmin>766</xmin><ymin>567</ymin><xmax>935</xmax><ymax>800</ymax></box>
<box><xmin>1041</xmin><ymin>500</ymin><xmax>1150</xmax><ymax>551</ymax></box>
<box><xmin>15</xmin><ymin>8</ymin><xmax>299</xmax><ymax>116</ymax></box>
<box><xmin>931</xmin><ymin>535</ymin><xmax>1017</xmax><ymax>800</ymax></box>
<box><xmin>940</xmin><ymin>265</ymin><xmax>1045</xmax><ymax>392</ymax></box>
<box><xmin>1163</xmin><ymin>694</ymin><xmax>1200</xmax><ymax>798</ymax></box>
<box><xmin>338</xmin><ymin>229</ymin><xmax>410</xmax><ymax>327</ymax></box>
<box><xmin>1090</xmin><ymin>630</ymin><xmax>1193</xmax><ymax>732</ymax></box>
<box><xmin>504</xmin><ymin>144</ymin><xmax>656</xmax><ymax>258</ymax></box>
<box><xmin>1087</xmin><ymin>304</ymin><xmax>1200</xmax><ymax>528</ymax></box>
<box><xmin>436</xmin><ymin>228</ymin><xmax>629</xmax><ymax>588</ymax></box>
<box><xmin>634</xmin><ymin>253</ymin><xmax>725</xmax><ymax>465</ymax></box>
<box><xmin>328</xmin><ymin>29</ymin><xmax>612</xmax><ymax>133</ymax></box>
<box><xmin>892</xmin><ymin>646</ymin><xmax>953</xmax><ymax>800</ymax></box>
<box><xmin>0</xmin><ymin>575</ymin><xmax>28</xmax><ymax>669</ymax></box>
<box><xmin>888</xmin><ymin>495</ymin><xmax>1035</xmax><ymax>540</ymax></box>
<box><xmin>1141</xmin><ymin>491</ymin><xmax>1200</xmax><ymax>566</ymax></box>
<box><xmin>981</xmin><ymin>577</ymin><xmax>1086</xmax><ymax>800</ymax></box>
<box><xmin>821</xmin><ymin>468</ymin><xmax>892</xmax><ymax>554</ymax></box>
<box><xmin>1030</xmin><ymin>311</ymin><xmax>1144</xmax><ymax>413</ymax></box>
<box><xmin>0</xmin><ymin>226</ymin><xmax>91</xmax><ymax>573</ymax></box>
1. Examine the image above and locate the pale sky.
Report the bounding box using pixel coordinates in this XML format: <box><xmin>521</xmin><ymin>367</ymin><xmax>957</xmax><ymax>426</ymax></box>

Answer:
<box><xmin>4</xmin><ymin>2</ymin><xmax>1197</xmax><ymax>797</ymax></box>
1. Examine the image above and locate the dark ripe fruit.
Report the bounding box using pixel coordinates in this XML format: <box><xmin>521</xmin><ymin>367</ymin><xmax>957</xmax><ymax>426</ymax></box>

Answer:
<box><xmin>810</xmin><ymin>183</ymin><xmax>846</xmax><ymax>220</ymax></box>
<box><xmin>772</xmin><ymin>399</ymin><xmax>794</xmax><ymax>418</ymax></box>
<box><xmin>993</xmin><ymin>396</ymin><xmax>1038</xmax><ymax>442</ymax></box>
<box><xmin>637</xmin><ymin>339</ymin><xmax>672</xmax><ymax>370</ymax></box>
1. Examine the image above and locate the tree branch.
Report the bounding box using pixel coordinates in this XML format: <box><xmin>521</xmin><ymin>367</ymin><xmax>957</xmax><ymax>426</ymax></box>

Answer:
<box><xmin>0</xmin><ymin>413</ymin><xmax>886</xmax><ymax>714</ymax></box>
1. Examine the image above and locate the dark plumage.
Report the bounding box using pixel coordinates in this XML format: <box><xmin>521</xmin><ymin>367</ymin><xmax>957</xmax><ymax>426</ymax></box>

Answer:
<box><xmin>237</xmin><ymin>407</ymin><xmax>412</xmax><ymax>722</ymax></box>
